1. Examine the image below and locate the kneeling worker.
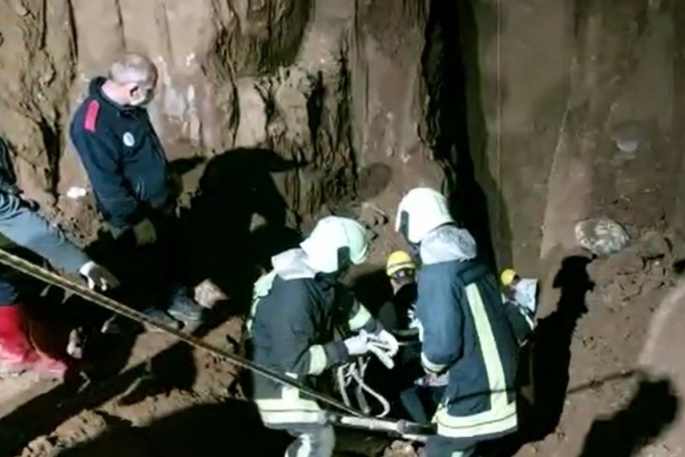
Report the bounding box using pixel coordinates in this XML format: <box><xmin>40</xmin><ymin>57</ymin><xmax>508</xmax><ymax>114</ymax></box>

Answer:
<box><xmin>246</xmin><ymin>216</ymin><xmax>399</xmax><ymax>457</ymax></box>
<box><xmin>377</xmin><ymin>251</ymin><xmax>445</xmax><ymax>424</ymax></box>
<box><xmin>396</xmin><ymin>188</ymin><xmax>519</xmax><ymax>457</ymax></box>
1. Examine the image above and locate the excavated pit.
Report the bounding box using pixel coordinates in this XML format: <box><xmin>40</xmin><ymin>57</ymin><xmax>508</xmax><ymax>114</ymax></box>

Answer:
<box><xmin>1</xmin><ymin>0</ymin><xmax>685</xmax><ymax>456</ymax></box>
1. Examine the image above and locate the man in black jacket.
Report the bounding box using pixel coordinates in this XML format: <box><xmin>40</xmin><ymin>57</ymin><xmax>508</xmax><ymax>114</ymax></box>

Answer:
<box><xmin>69</xmin><ymin>52</ymin><xmax>204</xmax><ymax>330</ymax></box>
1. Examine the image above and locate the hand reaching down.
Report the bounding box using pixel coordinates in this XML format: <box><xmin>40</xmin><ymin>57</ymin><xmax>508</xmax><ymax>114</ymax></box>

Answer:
<box><xmin>79</xmin><ymin>261</ymin><xmax>120</xmax><ymax>291</ymax></box>
<box><xmin>133</xmin><ymin>218</ymin><xmax>157</xmax><ymax>246</ymax></box>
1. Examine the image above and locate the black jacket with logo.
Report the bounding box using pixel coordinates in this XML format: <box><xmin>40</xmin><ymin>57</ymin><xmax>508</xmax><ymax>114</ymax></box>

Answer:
<box><xmin>69</xmin><ymin>77</ymin><xmax>170</xmax><ymax>231</ymax></box>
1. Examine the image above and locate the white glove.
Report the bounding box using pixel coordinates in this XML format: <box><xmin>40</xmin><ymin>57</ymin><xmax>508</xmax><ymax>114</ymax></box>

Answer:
<box><xmin>369</xmin><ymin>329</ymin><xmax>399</xmax><ymax>357</ymax></box>
<box><xmin>368</xmin><ymin>343</ymin><xmax>395</xmax><ymax>370</ymax></box>
<box><xmin>344</xmin><ymin>331</ymin><xmax>371</xmax><ymax>356</ymax></box>
<box><xmin>79</xmin><ymin>261</ymin><xmax>120</xmax><ymax>291</ymax></box>
<box><xmin>132</xmin><ymin>218</ymin><xmax>157</xmax><ymax>246</ymax></box>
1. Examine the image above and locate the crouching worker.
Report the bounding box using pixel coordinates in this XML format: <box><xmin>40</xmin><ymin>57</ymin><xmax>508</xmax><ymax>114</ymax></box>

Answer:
<box><xmin>376</xmin><ymin>251</ymin><xmax>445</xmax><ymax>425</ymax></box>
<box><xmin>246</xmin><ymin>216</ymin><xmax>399</xmax><ymax>457</ymax></box>
<box><xmin>396</xmin><ymin>188</ymin><xmax>519</xmax><ymax>457</ymax></box>
<box><xmin>500</xmin><ymin>268</ymin><xmax>539</xmax><ymax>408</ymax></box>
<box><xmin>500</xmin><ymin>269</ymin><xmax>537</xmax><ymax>338</ymax></box>
<box><xmin>0</xmin><ymin>138</ymin><xmax>119</xmax><ymax>377</ymax></box>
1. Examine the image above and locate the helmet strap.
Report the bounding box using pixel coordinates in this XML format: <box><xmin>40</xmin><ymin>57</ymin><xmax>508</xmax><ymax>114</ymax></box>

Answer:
<box><xmin>337</xmin><ymin>246</ymin><xmax>352</xmax><ymax>271</ymax></box>
<box><xmin>399</xmin><ymin>210</ymin><xmax>410</xmax><ymax>242</ymax></box>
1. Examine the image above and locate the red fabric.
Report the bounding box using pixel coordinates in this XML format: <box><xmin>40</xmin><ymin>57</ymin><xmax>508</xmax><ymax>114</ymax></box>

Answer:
<box><xmin>0</xmin><ymin>304</ymin><xmax>36</xmax><ymax>362</ymax></box>
<box><xmin>0</xmin><ymin>304</ymin><xmax>67</xmax><ymax>375</ymax></box>
<box><xmin>83</xmin><ymin>100</ymin><xmax>100</xmax><ymax>132</ymax></box>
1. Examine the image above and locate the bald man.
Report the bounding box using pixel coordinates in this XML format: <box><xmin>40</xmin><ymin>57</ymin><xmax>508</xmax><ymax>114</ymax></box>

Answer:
<box><xmin>69</xmin><ymin>53</ymin><xmax>205</xmax><ymax>330</ymax></box>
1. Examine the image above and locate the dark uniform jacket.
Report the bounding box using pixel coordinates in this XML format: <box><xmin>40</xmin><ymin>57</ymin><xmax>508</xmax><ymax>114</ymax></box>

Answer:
<box><xmin>69</xmin><ymin>77</ymin><xmax>170</xmax><ymax>232</ymax></box>
<box><xmin>247</xmin><ymin>248</ymin><xmax>379</xmax><ymax>425</ymax></box>
<box><xmin>417</xmin><ymin>225</ymin><xmax>518</xmax><ymax>447</ymax></box>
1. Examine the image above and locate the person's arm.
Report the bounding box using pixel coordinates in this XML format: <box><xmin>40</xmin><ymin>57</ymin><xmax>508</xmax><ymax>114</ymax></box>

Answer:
<box><xmin>272</xmin><ymin>284</ymin><xmax>349</xmax><ymax>377</ymax></box>
<box><xmin>417</xmin><ymin>269</ymin><xmax>464</xmax><ymax>374</ymax></box>
<box><xmin>71</xmin><ymin>128</ymin><xmax>145</xmax><ymax>230</ymax></box>
<box><xmin>0</xmin><ymin>193</ymin><xmax>90</xmax><ymax>274</ymax></box>
<box><xmin>338</xmin><ymin>287</ymin><xmax>382</xmax><ymax>334</ymax></box>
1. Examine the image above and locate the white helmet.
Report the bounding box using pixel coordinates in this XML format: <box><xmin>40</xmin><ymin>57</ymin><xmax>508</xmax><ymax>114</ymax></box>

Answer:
<box><xmin>300</xmin><ymin>216</ymin><xmax>370</xmax><ymax>274</ymax></box>
<box><xmin>395</xmin><ymin>187</ymin><xmax>454</xmax><ymax>244</ymax></box>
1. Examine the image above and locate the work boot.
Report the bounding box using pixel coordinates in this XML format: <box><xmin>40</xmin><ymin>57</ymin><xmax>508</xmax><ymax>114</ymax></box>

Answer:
<box><xmin>167</xmin><ymin>287</ymin><xmax>205</xmax><ymax>324</ymax></box>
<box><xmin>143</xmin><ymin>307</ymin><xmax>182</xmax><ymax>332</ymax></box>
<box><xmin>0</xmin><ymin>304</ymin><xmax>67</xmax><ymax>378</ymax></box>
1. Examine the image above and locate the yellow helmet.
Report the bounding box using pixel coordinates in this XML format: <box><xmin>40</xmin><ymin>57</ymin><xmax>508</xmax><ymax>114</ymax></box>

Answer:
<box><xmin>500</xmin><ymin>268</ymin><xmax>518</xmax><ymax>287</ymax></box>
<box><xmin>386</xmin><ymin>251</ymin><xmax>416</xmax><ymax>277</ymax></box>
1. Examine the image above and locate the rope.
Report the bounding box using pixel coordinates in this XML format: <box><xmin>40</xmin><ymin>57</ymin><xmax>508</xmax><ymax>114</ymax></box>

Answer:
<box><xmin>0</xmin><ymin>247</ymin><xmax>364</xmax><ymax>417</ymax></box>
<box><xmin>337</xmin><ymin>357</ymin><xmax>391</xmax><ymax>418</ymax></box>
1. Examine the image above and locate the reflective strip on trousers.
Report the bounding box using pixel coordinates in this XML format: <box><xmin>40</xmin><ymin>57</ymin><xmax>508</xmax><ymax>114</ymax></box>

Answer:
<box><xmin>257</xmin><ymin>384</ymin><xmax>326</xmax><ymax>425</ymax></box>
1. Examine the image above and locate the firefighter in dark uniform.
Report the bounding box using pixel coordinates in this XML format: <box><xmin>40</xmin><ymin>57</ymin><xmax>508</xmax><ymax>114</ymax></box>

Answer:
<box><xmin>246</xmin><ymin>216</ymin><xmax>399</xmax><ymax>457</ymax></box>
<box><xmin>395</xmin><ymin>188</ymin><xmax>519</xmax><ymax>457</ymax></box>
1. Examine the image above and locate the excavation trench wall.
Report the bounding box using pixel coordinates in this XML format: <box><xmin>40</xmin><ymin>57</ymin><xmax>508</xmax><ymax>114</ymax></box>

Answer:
<box><xmin>3</xmin><ymin>0</ymin><xmax>685</xmax><ymax>282</ymax></box>
<box><xmin>0</xmin><ymin>0</ymin><xmax>452</xmax><ymax>244</ymax></box>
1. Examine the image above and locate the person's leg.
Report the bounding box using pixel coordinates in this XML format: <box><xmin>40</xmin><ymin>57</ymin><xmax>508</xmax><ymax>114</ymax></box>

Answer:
<box><xmin>400</xmin><ymin>386</ymin><xmax>431</xmax><ymax>424</ymax></box>
<box><xmin>150</xmin><ymin>214</ymin><xmax>205</xmax><ymax>325</ymax></box>
<box><xmin>280</xmin><ymin>424</ymin><xmax>335</xmax><ymax>457</ymax></box>
<box><xmin>425</xmin><ymin>436</ymin><xmax>477</xmax><ymax>457</ymax></box>
<box><xmin>0</xmin><ymin>276</ymin><xmax>67</xmax><ymax>377</ymax></box>
<box><xmin>99</xmin><ymin>228</ymin><xmax>181</xmax><ymax>329</ymax></box>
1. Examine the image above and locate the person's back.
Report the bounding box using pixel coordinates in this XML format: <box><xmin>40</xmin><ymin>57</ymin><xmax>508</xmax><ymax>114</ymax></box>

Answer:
<box><xmin>249</xmin><ymin>249</ymin><xmax>343</xmax><ymax>402</ymax></box>
<box><xmin>396</xmin><ymin>187</ymin><xmax>518</xmax><ymax>457</ymax></box>
<box><xmin>246</xmin><ymin>216</ymin><xmax>399</xmax><ymax>457</ymax></box>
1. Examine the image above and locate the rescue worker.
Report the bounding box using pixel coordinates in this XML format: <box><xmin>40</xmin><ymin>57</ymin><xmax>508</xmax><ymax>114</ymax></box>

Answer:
<box><xmin>378</xmin><ymin>251</ymin><xmax>420</xmax><ymax>339</ymax></box>
<box><xmin>0</xmin><ymin>137</ymin><xmax>119</xmax><ymax>376</ymax></box>
<box><xmin>69</xmin><ymin>52</ymin><xmax>205</xmax><ymax>330</ymax></box>
<box><xmin>500</xmin><ymin>268</ymin><xmax>538</xmax><ymax>408</ymax></box>
<box><xmin>395</xmin><ymin>187</ymin><xmax>518</xmax><ymax>457</ymax></box>
<box><xmin>499</xmin><ymin>268</ymin><xmax>537</xmax><ymax>342</ymax></box>
<box><xmin>247</xmin><ymin>216</ymin><xmax>399</xmax><ymax>457</ymax></box>
<box><xmin>376</xmin><ymin>251</ymin><xmax>446</xmax><ymax>425</ymax></box>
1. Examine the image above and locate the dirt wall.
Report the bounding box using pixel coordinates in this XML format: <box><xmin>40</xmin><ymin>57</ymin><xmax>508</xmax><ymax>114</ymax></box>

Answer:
<box><xmin>0</xmin><ymin>0</ymin><xmax>454</xmax><ymax>241</ymax></box>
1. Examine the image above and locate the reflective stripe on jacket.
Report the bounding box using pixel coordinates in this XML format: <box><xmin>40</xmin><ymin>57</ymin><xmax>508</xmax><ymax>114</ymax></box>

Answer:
<box><xmin>247</xmin><ymin>248</ymin><xmax>377</xmax><ymax>425</ymax></box>
<box><xmin>416</xmin><ymin>225</ymin><xmax>518</xmax><ymax>445</ymax></box>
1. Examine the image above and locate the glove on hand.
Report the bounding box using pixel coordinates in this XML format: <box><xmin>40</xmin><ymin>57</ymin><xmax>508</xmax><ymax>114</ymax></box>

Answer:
<box><xmin>133</xmin><ymin>218</ymin><xmax>157</xmax><ymax>246</ymax></box>
<box><xmin>368</xmin><ymin>343</ymin><xmax>395</xmax><ymax>370</ymax></box>
<box><xmin>344</xmin><ymin>331</ymin><xmax>371</xmax><ymax>357</ymax></box>
<box><xmin>79</xmin><ymin>261</ymin><xmax>120</xmax><ymax>291</ymax></box>
<box><xmin>369</xmin><ymin>329</ymin><xmax>399</xmax><ymax>357</ymax></box>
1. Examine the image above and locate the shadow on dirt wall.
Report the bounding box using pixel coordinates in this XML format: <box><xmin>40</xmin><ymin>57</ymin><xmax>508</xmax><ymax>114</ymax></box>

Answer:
<box><xmin>486</xmin><ymin>254</ymin><xmax>678</xmax><ymax>457</ymax></box>
<box><xmin>0</xmin><ymin>148</ymin><xmax>304</xmax><ymax>455</ymax></box>
<box><xmin>487</xmin><ymin>255</ymin><xmax>594</xmax><ymax>456</ymax></box>
<box><xmin>423</xmin><ymin>0</ymin><xmax>512</xmax><ymax>272</ymax></box>
<box><xmin>578</xmin><ymin>375</ymin><xmax>678</xmax><ymax>457</ymax></box>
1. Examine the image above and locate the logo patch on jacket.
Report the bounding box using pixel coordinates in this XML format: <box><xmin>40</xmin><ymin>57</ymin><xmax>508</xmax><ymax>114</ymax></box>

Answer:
<box><xmin>123</xmin><ymin>132</ymin><xmax>135</xmax><ymax>147</ymax></box>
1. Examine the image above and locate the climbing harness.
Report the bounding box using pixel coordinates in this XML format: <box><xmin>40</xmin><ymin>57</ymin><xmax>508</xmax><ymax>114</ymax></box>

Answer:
<box><xmin>0</xmin><ymin>247</ymin><xmax>436</xmax><ymax>437</ymax></box>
